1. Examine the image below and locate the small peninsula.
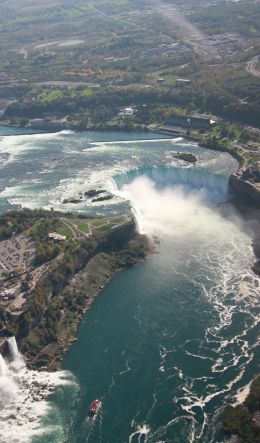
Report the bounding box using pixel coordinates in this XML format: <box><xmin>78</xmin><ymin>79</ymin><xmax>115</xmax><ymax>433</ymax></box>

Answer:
<box><xmin>0</xmin><ymin>209</ymin><xmax>151</xmax><ymax>370</ymax></box>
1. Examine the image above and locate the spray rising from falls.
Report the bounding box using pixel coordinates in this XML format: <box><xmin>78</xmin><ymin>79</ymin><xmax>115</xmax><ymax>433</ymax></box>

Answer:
<box><xmin>0</xmin><ymin>337</ymin><xmax>75</xmax><ymax>443</ymax></box>
<box><xmin>113</xmin><ymin>166</ymin><xmax>231</xmax><ymax>236</ymax></box>
<box><xmin>114</xmin><ymin>172</ymin><xmax>258</xmax><ymax>442</ymax></box>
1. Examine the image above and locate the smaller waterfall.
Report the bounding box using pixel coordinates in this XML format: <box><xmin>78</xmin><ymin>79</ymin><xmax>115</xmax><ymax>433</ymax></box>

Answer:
<box><xmin>7</xmin><ymin>336</ymin><xmax>19</xmax><ymax>361</ymax></box>
<box><xmin>0</xmin><ymin>354</ymin><xmax>8</xmax><ymax>376</ymax></box>
<box><xmin>0</xmin><ymin>336</ymin><xmax>73</xmax><ymax>442</ymax></box>
<box><xmin>0</xmin><ymin>350</ymin><xmax>17</xmax><ymax>404</ymax></box>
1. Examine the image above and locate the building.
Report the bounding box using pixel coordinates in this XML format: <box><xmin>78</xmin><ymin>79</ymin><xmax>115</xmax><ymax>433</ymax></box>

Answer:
<box><xmin>48</xmin><ymin>232</ymin><xmax>67</xmax><ymax>241</ymax></box>
<box><xmin>167</xmin><ymin>114</ymin><xmax>213</xmax><ymax>130</ymax></box>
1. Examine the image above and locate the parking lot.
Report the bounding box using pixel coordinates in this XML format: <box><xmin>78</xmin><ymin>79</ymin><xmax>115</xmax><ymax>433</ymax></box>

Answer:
<box><xmin>0</xmin><ymin>235</ymin><xmax>34</xmax><ymax>277</ymax></box>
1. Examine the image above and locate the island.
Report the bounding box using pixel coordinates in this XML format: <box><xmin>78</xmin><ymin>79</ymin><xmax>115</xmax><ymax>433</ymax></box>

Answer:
<box><xmin>172</xmin><ymin>152</ymin><xmax>197</xmax><ymax>163</ymax></box>
<box><xmin>63</xmin><ymin>190</ymin><xmax>114</xmax><ymax>205</ymax></box>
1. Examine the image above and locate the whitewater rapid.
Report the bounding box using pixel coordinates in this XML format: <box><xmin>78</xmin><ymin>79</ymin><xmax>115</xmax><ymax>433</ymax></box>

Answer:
<box><xmin>0</xmin><ymin>128</ymin><xmax>237</xmax><ymax>216</ymax></box>
<box><xmin>109</xmin><ymin>175</ymin><xmax>259</xmax><ymax>442</ymax></box>
<box><xmin>0</xmin><ymin>128</ymin><xmax>258</xmax><ymax>443</ymax></box>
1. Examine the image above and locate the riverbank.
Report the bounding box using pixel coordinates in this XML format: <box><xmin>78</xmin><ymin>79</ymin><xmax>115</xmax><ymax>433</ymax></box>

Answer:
<box><xmin>26</xmin><ymin>232</ymin><xmax>153</xmax><ymax>371</ymax></box>
<box><xmin>223</xmin><ymin>375</ymin><xmax>260</xmax><ymax>443</ymax></box>
<box><xmin>1</xmin><ymin>120</ymin><xmax>259</xmax><ymax>274</ymax></box>
<box><xmin>228</xmin><ymin>196</ymin><xmax>260</xmax><ymax>276</ymax></box>
<box><xmin>0</xmin><ymin>118</ymin><xmax>149</xmax><ymax>133</ymax></box>
<box><xmin>0</xmin><ymin>129</ymin><xmax>258</xmax><ymax>442</ymax></box>
<box><xmin>0</xmin><ymin>208</ymin><xmax>153</xmax><ymax>370</ymax></box>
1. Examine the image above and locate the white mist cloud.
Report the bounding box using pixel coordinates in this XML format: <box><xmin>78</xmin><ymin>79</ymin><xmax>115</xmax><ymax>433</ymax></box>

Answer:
<box><xmin>119</xmin><ymin>175</ymin><xmax>254</xmax><ymax>287</ymax></box>
<box><xmin>119</xmin><ymin>176</ymin><xmax>218</xmax><ymax>237</ymax></box>
<box><xmin>119</xmin><ymin>176</ymin><xmax>251</xmax><ymax>261</ymax></box>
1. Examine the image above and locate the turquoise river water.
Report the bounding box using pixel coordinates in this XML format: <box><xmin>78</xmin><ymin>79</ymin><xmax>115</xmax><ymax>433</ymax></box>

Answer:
<box><xmin>0</xmin><ymin>128</ymin><xmax>259</xmax><ymax>443</ymax></box>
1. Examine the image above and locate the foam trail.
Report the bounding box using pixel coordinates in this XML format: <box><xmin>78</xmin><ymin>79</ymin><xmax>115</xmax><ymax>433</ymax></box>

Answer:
<box><xmin>89</xmin><ymin>138</ymin><xmax>178</xmax><ymax>145</ymax></box>
<box><xmin>128</xmin><ymin>424</ymin><xmax>150</xmax><ymax>443</ymax></box>
<box><xmin>233</xmin><ymin>381</ymin><xmax>252</xmax><ymax>405</ymax></box>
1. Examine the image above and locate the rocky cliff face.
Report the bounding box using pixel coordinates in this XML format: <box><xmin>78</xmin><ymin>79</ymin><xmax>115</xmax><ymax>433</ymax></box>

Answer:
<box><xmin>98</xmin><ymin>219</ymin><xmax>136</xmax><ymax>252</ymax></box>
<box><xmin>229</xmin><ymin>174</ymin><xmax>260</xmax><ymax>207</ymax></box>
<box><xmin>229</xmin><ymin>172</ymin><xmax>260</xmax><ymax>275</ymax></box>
<box><xmin>0</xmin><ymin>339</ymin><xmax>9</xmax><ymax>360</ymax></box>
<box><xmin>13</xmin><ymin>218</ymin><xmax>149</xmax><ymax>369</ymax></box>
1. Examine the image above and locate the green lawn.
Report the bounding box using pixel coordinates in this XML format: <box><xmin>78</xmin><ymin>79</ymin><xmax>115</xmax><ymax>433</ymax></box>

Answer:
<box><xmin>93</xmin><ymin>223</ymin><xmax>115</xmax><ymax>234</ymax></box>
<box><xmin>56</xmin><ymin>222</ymin><xmax>73</xmax><ymax>239</ymax></box>
<box><xmin>110</xmin><ymin>217</ymin><xmax>125</xmax><ymax>224</ymax></box>
<box><xmin>42</xmin><ymin>90</ymin><xmax>64</xmax><ymax>103</ymax></box>
<box><xmin>71</xmin><ymin>219</ymin><xmax>90</xmax><ymax>234</ymax></box>
<box><xmin>91</xmin><ymin>218</ymin><xmax>106</xmax><ymax>227</ymax></box>
<box><xmin>165</xmin><ymin>75</ymin><xmax>177</xmax><ymax>86</ymax></box>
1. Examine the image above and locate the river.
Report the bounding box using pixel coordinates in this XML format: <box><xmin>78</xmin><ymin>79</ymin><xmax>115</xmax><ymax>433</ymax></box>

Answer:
<box><xmin>0</xmin><ymin>128</ymin><xmax>259</xmax><ymax>443</ymax></box>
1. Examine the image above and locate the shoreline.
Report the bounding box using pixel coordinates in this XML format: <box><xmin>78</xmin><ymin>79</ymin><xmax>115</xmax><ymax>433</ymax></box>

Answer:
<box><xmin>1</xmin><ymin>120</ymin><xmax>259</xmax><ymax>270</ymax></box>
<box><xmin>155</xmin><ymin>126</ymin><xmax>260</xmax><ymax>272</ymax></box>
<box><xmin>0</xmin><ymin>128</ymin><xmax>258</xmax><ymax>442</ymax></box>
<box><xmin>33</xmin><ymin>256</ymin><xmax>125</xmax><ymax>371</ymax></box>
<box><xmin>24</xmin><ymin>232</ymin><xmax>153</xmax><ymax>371</ymax></box>
<box><xmin>1</xmin><ymin>120</ymin><xmax>259</xmax><ymax>261</ymax></box>
<box><xmin>0</xmin><ymin>125</ymin><xmax>259</xmax><ymax>366</ymax></box>
<box><xmin>0</xmin><ymin>120</ymin><xmax>150</xmax><ymax>133</ymax></box>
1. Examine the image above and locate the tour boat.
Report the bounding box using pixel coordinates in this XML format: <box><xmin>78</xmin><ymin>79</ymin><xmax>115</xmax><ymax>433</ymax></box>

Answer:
<box><xmin>88</xmin><ymin>399</ymin><xmax>101</xmax><ymax>418</ymax></box>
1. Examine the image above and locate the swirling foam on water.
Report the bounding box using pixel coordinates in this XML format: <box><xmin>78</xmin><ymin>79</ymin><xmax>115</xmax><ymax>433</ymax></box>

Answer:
<box><xmin>0</xmin><ymin>131</ymin><xmax>73</xmax><ymax>166</ymax></box>
<box><xmin>0</xmin><ymin>130</ymin><xmax>258</xmax><ymax>443</ymax></box>
<box><xmin>114</xmin><ymin>175</ymin><xmax>259</xmax><ymax>442</ymax></box>
<box><xmin>0</xmin><ymin>130</ymin><xmax>238</xmax><ymax>215</ymax></box>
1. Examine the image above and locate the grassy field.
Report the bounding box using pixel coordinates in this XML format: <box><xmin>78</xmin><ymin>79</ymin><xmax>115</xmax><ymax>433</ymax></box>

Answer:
<box><xmin>56</xmin><ymin>222</ymin><xmax>74</xmax><ymax>239</ymax></box>
<box><xmin>91</xmin><ymin>219</ymin><xmax>106</xmax><ymax>227</ymax></box>
<box><xmin>93</xmin><ymin>223</ymin><xmax>115</xmax><ymax>234</ymax></box>
<box><xmin>69</xmin><ymin>219</ymin><xmax>90</xmax><ymax>234</ymax></box>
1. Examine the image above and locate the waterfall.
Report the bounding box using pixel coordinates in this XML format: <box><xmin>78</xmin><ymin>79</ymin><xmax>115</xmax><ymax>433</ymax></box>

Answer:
<box><xmin>0</xmin><ymin>354</ymin><xmax>8</xmax><ymax>377</ymax></box>
<box><xmin>0</xmin><ymin>336</ymin><xmax>73</xmax><ymax>442</ymax></box>
<box><xmin>0</xmin><ymin>337</ymin><xmax>21</xmax><ymax>403</ymax></box>
<box><xmin>7</xmin><ymin>336</ymin><xmax>19</xmax><ymax>361</ymax></box>
<box><xmin>0</xmin><ymin>349</ymin><xmax>17</xmax><ymax>404</ymax></box>
<box><xmin>113</xmin><ymin>166</ymin><xmax>229</xmax><ymax>203</ymax></box>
